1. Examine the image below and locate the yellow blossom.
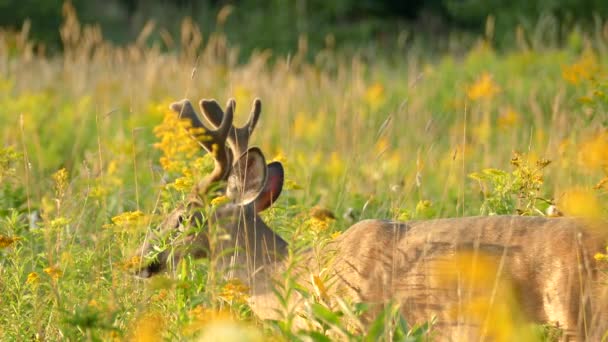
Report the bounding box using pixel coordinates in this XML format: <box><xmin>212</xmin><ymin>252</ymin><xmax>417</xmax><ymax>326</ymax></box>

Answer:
<box><xmin>311</xmin><ymin>274</ymin><xmax>329</xmax><ymax>301</ymax></box>
<box><xmin>595</xmin><ymin>253</ymin><xmax>606</xmax><ymax>261</ymax></box>
<box><xmin>562</xmin><ymin>50</ymin><xmax>599</xmax><ymax>85</ymax></box>
<box><xmin>497</xmin><ymin>107</ymin><xmax>521</xmax><ymax>129</ymax></box>
<box><xmin>170</xmin><ymin>175</ymin><xmax>194</xmax><ymax>192</ymax></box>
<box><xmin>559</xmin><ymin>188</ymin><xmax>603</xmax><ymax>219</ymax></box>
<box><xmin>117</xmin><ymin>255</ymin><xmax>142</xmax><ymax>271</ymax></box>
<box><xmin>47</xmin><ymin>217</ymin><xmax>70</xmax><ymax>230</ymax></box>
<box><xmin>283</xmin><ymin>179</ymin><xmax>303</xmax><ymax>190</ymax></box>
<box><xmin>432</xmin><ymin>251</ymin><xmax>537</xmax><ymax>342</ymax></box>
<box><xmin>306</xmin><ymin>217</ymin><xmax>331</xmax><ymax>233</ymax></box>
<box><xmin>219</xmin><ymin>279</ymin><xmax>250</xmax><ymax>304</ymax></box>
<box><xmin>467</xmin><ymin>72</ymin><xmax>501</xmax><ymax>101</ymax></box>
<box><xmin>292</xmin><ymin>111</ymin><xmax>324</xmax><ymax>140</ymax></box>
<box><xmin>211</xmin><ymin>195</ymin><xmax>230</xmax><ymax>207</ymax></box>
<box><xmin>578</xmin><ymin>131</ymin><xmax>608</xmax><ymax>170</ymax></box>
<box><xmin>153</xmin><ymin>104</ymin><xmax>207</xmax><ymax>174</ymax></box>
<box><xmin>52</xmin><ymin>168</ymin><xmax>68</xmax><ymax>198</ymax></box>
<box><xmin>130</xmin><ymin>312</ymin><xmax>165</xmax><ymax>342</ymax></box>
<box><xmin>271</xmin><ymin>149</ymin><xmax>288</xmax><ymax>164</ymax></box>
<box><xmin>0</xmin><ymin>235</ymin><xmax>20</xmax><ymax>248</ymax></box>
<box><xmin>374</xmin><ymin>137</ymin><xmax>390</xmax><ymax>155</ymax></box>
<box><xmin>365</xmin><ymin>82</ymin><xmax>385</xmax><ymax>109</ymax></box>
<box><xmin>233</xmin><ymin>85</ymin><xmax>252</xmax><ymax>106</ymax></box>
<box><xmin>326</xmin><ymin>152</ymin><xmax>345</xmax><ymax>178</ymax></box>
<box><xmin>26</xmin><ymin>272</ymin><xmax>39</xmax><ymax>285</ymax></box>
<box><xmin>183</xmin><ymin>307</ymin><xmax>245</xmax><ymax>338</ymax></box>
<box><xmin>43</xmin><ymin>266</ymin><xmax>63</xmax><ymax>281</ymax></box>
<box><xmin>108</xmin><ymin>210</ymin><xmax>146</xmax><ymax>229</ymax></box>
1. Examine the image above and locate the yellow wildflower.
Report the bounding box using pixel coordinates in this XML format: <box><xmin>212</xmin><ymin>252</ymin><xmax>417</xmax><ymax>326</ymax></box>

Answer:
<box><xmin>0</xmin><ymin>235</ymin><xmax>20</xmax><ymax>248</ymax></box>
<box><xmin>326</xmin><ymin>152</ymin><xmax>345</xmax><ymax>178</ymax></box>
<box><xmin>271</xmin><ymin>149</ymin><xmax>288</xmax><ymax>164</ymax></box>
<box><xmin>292</xmin><ymin>111</ymin><xmax>324</xmax><ymax>140</ymax></box>
<box><xmin>233</xmin><ymin>85</ymin><xmax>252</xmax><ymax>106</ymax></box>
<box><xmin>467</xmin><ymin>72</ymin><xmax>501</xmax><ymax>101</ymax></box>
<box><xmin>170</xmin><ymin>175</ymin><xmax>194</xmax><ymax>192</ymax></box>
<box><xmin>26</xmin><ymin>272</ymin><xmax>39</xmax><ymax>285</ymax></box>
<box><xmin>52</xmin><ymin>168</ymin><xmax>68</xmax><ymax>198</ymax></box>
<box><xmin>306</xmin><ymin>217</ymin><xmax>330</xmax><ymax>233</ymax></box>
<box><xmin>219</xmin><ymin>279</ymin><xmax>250</xmax><ymax>304</ymax></box>
<box><xmin>43</xmin><ymin>266</ymin><xmax>63</xmax><ymax>281</ymax></box>
<box><xmin>432</xmin><ymin>251</ymin><xmax>536</xmax><ymax>342</ymax></box>
<box><xmin>283</xmin><ymin>179</ymin><xmax>303</xmax><ymax>190</ymax></box>
<box><xmin>130</xmin><ymin>312</ymin><xmax>165</xmax><ymax>342</ymax></box>
<box><xmin>497</xmin><ymin>107</ymin><xmax>521</xmax><ymax>129</ymax></box>
<box><xmin>117</xmin><ymin>255</ymin><xmax>142</xmax><ymax>271</ymax></box>
<box><xmin>311</xmin><ymin>274</ymin><xmax>329</xmax><ymax>301</ymax></box>
<box><xmin>183</xmin><ymin>307</ymin><xmax>253</xmax><ymax>338</ymax></box>
<box><xmin>578</xmin><ymin>131</ymin><xmax>608</xmax><ymax>170</ymax></box>
<box><xmin>151</xmin><ymin>289</ymin><xmax>169</xmax><ymax>302</ymax></box>
<box><xmin>559</xmin><ymin>188</ymin><xmax>603</xmax><ymax>219</ymax></box>
<box><xmin>365</xmin><ymin>82</ymin><xmax>385</xmax><ymax>110</ymax></box>
<box><xmin>562</xmin><ymin>50</ymin><xmax>599</xmax><ymax>85</ymax></box>
<box><xmin>374</xmin><ymin>137</ymin><xmax>390</xmax><ymax>155</ymax></box>
<box><xmin>108</xmin><ymin>210</ymin><xmax>146</xmax><ymax>230</ymax></box>
<box><xmin>153</xmin><ymin>104</ymin><xmax>207</xmax><ymax>174</ymax></box>
<box><xmin>211</xmin><ymin>195</ymin><xmax>230</xmax><ymax>207</ymax></box>
<box><xmin>46</xmin><ymin>217</ymin><xmax>70</xmax><ymax>231</ymax></box>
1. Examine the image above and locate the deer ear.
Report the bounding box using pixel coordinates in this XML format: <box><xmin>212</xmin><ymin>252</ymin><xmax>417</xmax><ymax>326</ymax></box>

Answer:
<box><xmin>226</xmin><ymin>147</ymin><xmax>267</xmax><ymax>205</ymax></box>
<box><xmin>254</xmin><ymin>162</ymin><xmax>284</xmax><ymax>212</ymax></box>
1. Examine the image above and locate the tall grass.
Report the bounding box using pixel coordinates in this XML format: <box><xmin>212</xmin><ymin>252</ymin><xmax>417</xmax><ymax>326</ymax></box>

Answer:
<box><xmin>0</xmin><ymin>3</ymin><xmax>606</xmax><ymax>340</ymax></box>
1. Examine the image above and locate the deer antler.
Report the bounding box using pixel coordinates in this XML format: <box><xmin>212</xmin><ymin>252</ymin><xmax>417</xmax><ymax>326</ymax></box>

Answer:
<box><xmin>169</xmin><ymin>99</ymin><xmax>234</xmax><ymax>193</ymax></box>
<box><xmin>199</xmin><ymin>98</ymin><xmax>261</xmax><ymax>160</ymax></box>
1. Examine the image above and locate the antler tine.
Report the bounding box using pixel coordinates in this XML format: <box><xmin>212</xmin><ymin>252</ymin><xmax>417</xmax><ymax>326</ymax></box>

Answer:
<box><xmin>199</xmin><ymin>98</ymin><xmax>262</xmax><ymax>161</ymax></box>
<box><xmin>169</xmin><ymin>99</ymin><xmax>233</xmax><ymax>188</ymax></box>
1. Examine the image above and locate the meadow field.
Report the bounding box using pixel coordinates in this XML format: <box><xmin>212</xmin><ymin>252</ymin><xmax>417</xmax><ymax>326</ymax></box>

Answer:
<box><xmin>0</xmin><ymin>5</ymin><xmax>607</xmax><ymax>341</ymax></box>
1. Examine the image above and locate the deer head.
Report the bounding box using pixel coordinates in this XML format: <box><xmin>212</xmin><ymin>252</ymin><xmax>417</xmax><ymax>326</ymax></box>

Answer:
<box><xmin>136</xmin><ymin>98</ymin><xmax>287</xmax><ymax>280</ymax></box>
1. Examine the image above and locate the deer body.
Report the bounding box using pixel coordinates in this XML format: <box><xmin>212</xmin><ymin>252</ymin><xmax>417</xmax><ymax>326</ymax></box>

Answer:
<box><xmin>240</xmin><ymin>216</ymin><xmax>607</xmax><ymax>340</ymax></box>
<box><xmin>138</xmin><ymin>98</ymin><xmax>608</xmax><ymax>340</ymax></box>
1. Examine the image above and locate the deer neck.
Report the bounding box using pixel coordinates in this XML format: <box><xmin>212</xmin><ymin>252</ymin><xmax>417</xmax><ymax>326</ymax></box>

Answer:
<box><xmin>218</xmin><ymin>205</ymin><xmax>288</xmax><ymax>289</ymax></box>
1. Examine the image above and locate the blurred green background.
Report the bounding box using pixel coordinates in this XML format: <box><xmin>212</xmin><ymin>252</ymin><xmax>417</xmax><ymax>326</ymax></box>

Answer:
<box><xmin>2</xmin><ymin>0</ymin><xmax>607</xmax><ymax>56</ymax></box>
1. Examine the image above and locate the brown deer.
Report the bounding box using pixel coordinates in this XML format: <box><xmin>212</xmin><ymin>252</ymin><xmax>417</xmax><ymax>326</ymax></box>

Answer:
<box><xmin>136</xmin><ymin>97</ymin><xmax>608</xmax><ymax>341</ymax></box>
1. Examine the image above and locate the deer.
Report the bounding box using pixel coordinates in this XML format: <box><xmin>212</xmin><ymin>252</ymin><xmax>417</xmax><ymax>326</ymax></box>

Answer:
<box><xmin>136</xmin><ymin>97</ymin><xmax>608</xmax><ymax>341</ymax></box>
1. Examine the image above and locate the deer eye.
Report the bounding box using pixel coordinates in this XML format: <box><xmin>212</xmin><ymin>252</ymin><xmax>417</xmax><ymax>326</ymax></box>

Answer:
<box><xmin>173</xmin><ymin>215</ymin><xmax>184</xmax><ymax>229</ymax></box>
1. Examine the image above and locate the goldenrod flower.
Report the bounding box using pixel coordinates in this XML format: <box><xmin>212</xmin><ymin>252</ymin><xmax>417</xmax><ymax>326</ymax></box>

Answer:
<box><xmin>47</xmin><ymin>217</ymin><xmax>70</xmax><ymax>230</ymax></box>
<box><xmin>43</xmin><ymin>266</ymin><xmax>63</xmax><ymax>281</ymax></box>
<box><xmin>219</xmin><ymin>279</ymin><xmax>250</xmax><ymax>304</ymax></box>
<box><xmin>210</xmin><ymin>195</ymin><xmax>230</xmax><ymax>207</ymax></box>
<box><xmin>365</xmin><ymin>82</ymin><xmax>385</xmax><ymax>109</ymax></box>
<box><xmin>130</xmin><ymin>312</ymin><xmax>165</xmax><ymax>342</ymax></box>
<box><xmin>578</xmin><ymin>131</ymin><xmax>608</xmax><ymax>170</ymax></box>
<box><xmin>562</xmin><ymin>50</ymin><xmax>599</xmax><ymax>85</ymax></box>
<box><xmin>26</xmin><ymin>272</ymin><xmax>39</xmax><ymax>285</ymax></box>
<box><xmin>52</xmin><ymin>168</ymin><xmax>68</xmax><ymax>198</ymax></box>
<box><xmin>0</xmin><ymin>235</ymin><xmax>20</xmax><ymax>248</ymax></box>
<box><xmin>107</xmin><ymin>210</ymin><xmax>146</xmax><ymax>230</ymax></box>
<box><xmin>559</xmin><ymin>188</ymin><xmax>603</xmax><ymax>219</ymax></box>
<box><xmin>467</xmin><ymin>72</ymin><xmax>501</xmax><ymax>101</ymax></box>
<box><xmin>497</xmin><ymin>107</ymin><xmax>521</xmax><ymax>129</ymax></box>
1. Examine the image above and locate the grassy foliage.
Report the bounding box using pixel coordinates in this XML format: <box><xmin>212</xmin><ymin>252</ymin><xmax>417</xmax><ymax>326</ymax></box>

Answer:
<box><xmin>0</xmin><ymin>5</ymin><xmax>607</xmax><ymax>341</ymax></box>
